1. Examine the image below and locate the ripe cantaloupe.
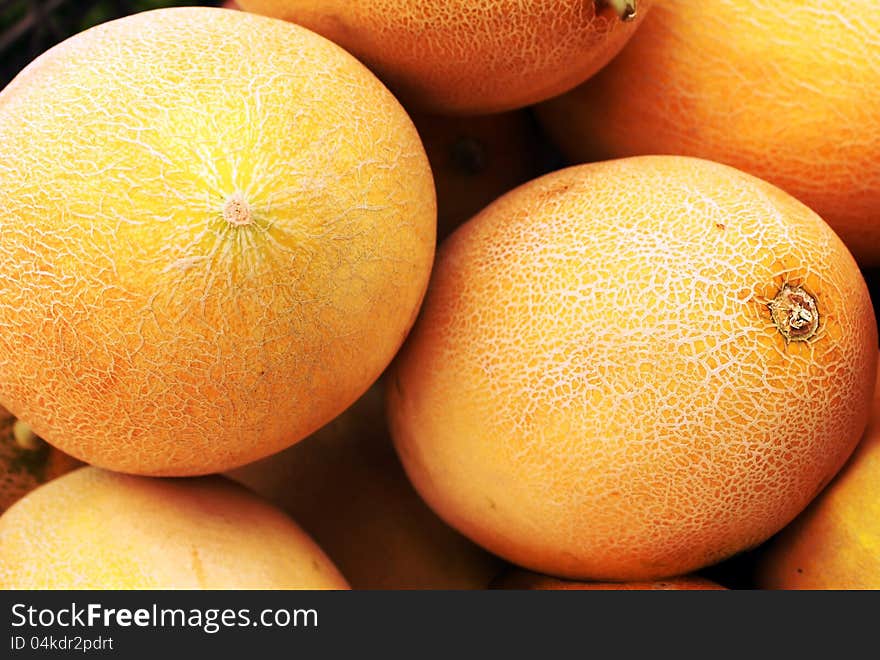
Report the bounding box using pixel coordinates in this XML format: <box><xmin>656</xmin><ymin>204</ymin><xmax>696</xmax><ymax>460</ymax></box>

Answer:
<box><xmin>236</xmin><ymin>0</ymin><xmax>655</xmax><ymax>114</ymax></box>
<box><xmin>388</xmin><ymin>155</ymin><xmax>878</xmax><ymax>581</ymax></box>
<box><xmin>0</xmin><ymin>7</ymin><xmax>435</xmax><ymax>476</ymax></box>
<box><xmin>0</xmin><ymin>466</ymin><xmax>349</xmax><ymax>589</ymax></box>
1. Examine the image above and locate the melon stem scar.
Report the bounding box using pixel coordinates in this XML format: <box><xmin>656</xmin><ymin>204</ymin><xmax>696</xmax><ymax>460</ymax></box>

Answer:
<box><xmin>223</xmin><ymin>192</ymin><xmax>253</xmax><ymax>227</ymax></box>
<box><xmin>769</xmin><ymin>284</ymin><xmax>819</xmax><ymax>342</ymax></box>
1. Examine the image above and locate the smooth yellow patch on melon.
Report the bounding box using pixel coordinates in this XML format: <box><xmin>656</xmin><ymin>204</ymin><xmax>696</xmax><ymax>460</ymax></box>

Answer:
<box><xmin>0</xmin><ymin>7</ymin><xmax>436</xmax><ymax>476</ymax></box>
<box><xmin>0</xmin><ymin>466</ymin><xmax>349</xmax><ymax>589</ymax></box>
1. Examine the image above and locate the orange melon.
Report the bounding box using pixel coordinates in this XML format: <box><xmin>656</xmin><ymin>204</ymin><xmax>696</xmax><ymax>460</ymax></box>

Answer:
<box><xmin>537</xmin><ymin>0</ymin><xmax>880</xmax><ymax>266</ymax></box>
<box><xmin>491</xmin><ymin>569</ymin><xmax>726</xmax><ymax>590</ymax></box>
<box><xmin>228</xmin><ymin>381</ymin><xmax>503</xmax><ymax>589</ymax></box>
<box><xmin>0</xmin><ymin>7</ymin><xmax>435</xmax><ymax>476</ymax></box>
<box><xmin>387</xmin><ymin>155</ymin><xmax>878</xmax><ymax>581</ymax></box>
<box><xmin>755</xmin><ymin>353</ymin><xmax>880</xmax><ymax>590</ymax></box>
<box><xmin>235</xmin><ymin>0</ymin><xmax>655</xmax><ymax>115</ymax></box>
<box><xmin>0</xmin><ymin>467</ymin><xmax>349</xmax><ymax>589</ymax></box>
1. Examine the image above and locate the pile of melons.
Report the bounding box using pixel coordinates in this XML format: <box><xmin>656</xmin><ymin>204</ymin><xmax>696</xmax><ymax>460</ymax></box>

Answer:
<box><xmin>0</xmin><ymin>0</ymin><xmax>877</xmax><ymax>590</ymax></box>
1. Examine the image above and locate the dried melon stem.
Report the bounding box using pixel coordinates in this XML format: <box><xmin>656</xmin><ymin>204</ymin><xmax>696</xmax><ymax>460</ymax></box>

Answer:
<box><xmin>598</xmin><ymin>0</ymin><xmax>638</xmax><ymax>21</ymax></box>
<box><xmin>769</xmin><ymin>284</ymin><xmax>819</xmax><ymax>342</ymax></box>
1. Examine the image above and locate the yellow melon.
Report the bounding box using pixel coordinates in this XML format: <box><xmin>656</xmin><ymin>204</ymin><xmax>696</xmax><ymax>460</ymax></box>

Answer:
<box><xmin>0</xmin><ymin>466</ymin><xmax>349</xmax><ymax>589</ymax></box>
<box><xmin>0</xmin><ymin>7</ymin><xmax>435</xmax><ymax>476</ymax></box>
